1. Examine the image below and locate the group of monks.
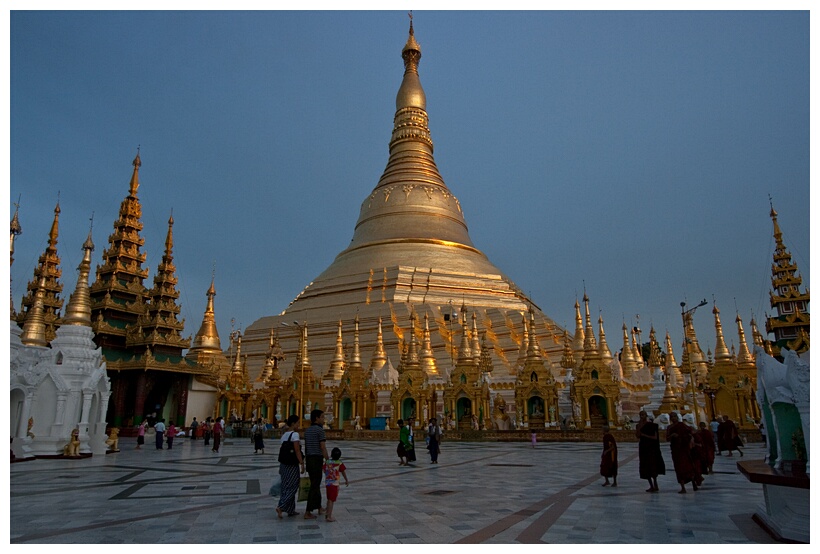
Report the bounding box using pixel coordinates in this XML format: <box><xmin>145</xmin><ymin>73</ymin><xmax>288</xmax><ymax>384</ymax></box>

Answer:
<box><xmin>600</xmin><ymin>412</ymin><xmax>744</xmax><ymax>494</ymax></box>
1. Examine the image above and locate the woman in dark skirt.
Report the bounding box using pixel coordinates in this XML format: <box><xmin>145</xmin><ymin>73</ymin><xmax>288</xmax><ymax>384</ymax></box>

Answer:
<box><xmin>252</xmin><ymin>418</ymin><xmax>265</xmax><ymax>454</ymax></box>
<box><xmin>396</xmin><ymin>419</ymin><xmax>408</xmax><ymax>465</ymax></box>
<box><xmin>636</xmin><ymin>410</ymin><xmax>665</xmax><ymax>492</ymax></box>
<box><xmin>276</xmin><ymin>415</ymin><xmax>305</xmax><ymax>518</ymax></box>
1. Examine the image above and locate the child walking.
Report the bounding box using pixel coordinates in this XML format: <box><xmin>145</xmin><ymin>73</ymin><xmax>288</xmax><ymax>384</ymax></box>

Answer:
<box><xmin>322</xmin><ymin>447</ymin><xmax>349</xmax><ymax>522</ymax></box>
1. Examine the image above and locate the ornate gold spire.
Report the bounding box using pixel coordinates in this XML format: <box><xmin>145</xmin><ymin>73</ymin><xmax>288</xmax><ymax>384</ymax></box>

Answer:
<box><xmin>405</xmin><ymin>311</ymin><xmax>421</xmax><ymax>369</ymax></box>
<box><xmin>620</xmin><ymin>323</ymin><xmax>637</xmax><ymax>378</ymax></box>
<box><xmin>572</xmin><ymin>298</ymin><xmax>585</xmax><ymax>358</ymax></box>
<box><xmin>327</xmin><ymin>318</ymin><xmax>346</xmax><ymax>380</ymax></box>
<box><xmin>10</xmin><ymin>198</ymin><xmax>22</xmax><ymax>319</ymax></box>
<box><xmin>514</xmin><ymin>312</ymin><xmax>529</xmax><ymax>370</ymax></box>
<box><xmin>350</xmin><ymin>314</ymin><xmax>362</xmax><ymax>370</ymax></box>
<box><xmin>765</xmin><ymin>200</ymin><xmax>810</xmax><ymax>357</ymax></box>
<box><xmin>369</xmin><ymin>316</ymin><xmax>388</xmax><ymax>375</ymax></box>
<box><xmin>90</xmin><ymin>150</ymin><xmax>151</xmax><ymax>357</ymax></box>
<box><xmin>582</xmin><ymin>293</ymin><xmax>597</xmax><ymax>352</ymax></box>
<box><xmin>645</xmin><ymin>327</ymin><xmax>658</xmax><ymax>367</ymax></box>
<box><xmin>10</xmin><ymin>197</ymin><xmax>21</xmax><ymax>267</ymax></box>
<box><xmin>62</xmin><ymin>228</ymin><xmax>95</xmax><ymax>326</ymax></box>
<box><xmin>457</xmin><ymin>305</ymin><xmax>473</xmax><ymax>363</ymax></box>
<box><xmin>750</xmin><ymin>316</ymin><xmax>766</xmax><ymax>348</ymax></box>
<box><xmin>420</xmin><ymin>312</ymin><xmax>439</xmax><ymax>376</ymax></box>
<box><xmin>129</xmin><ymin>212</ymin><xmax>189</xmax><ymax>352</ymax></box>
<box><xmin>598</xmin><ymin>314</ymin><xmax>613</xmax><ymax>364</ymax></box>
<box><xmin>190</xmin><ymin>274</ymin><xmax>222</xmax><ymax>353</ymax></box>
<box><xmin>526</xmin><ymin>308</ymin><xmax>543</xmax><ymax>360</ymax></box>
<box><xmin>471</xmin><ymin>312</ymin><xmax>482</xmax><ymax>365</ymax></box>
<box><xmin>735</xmin><ymin>313</ymin><xmax>754</xmax><ymax>365</ymax></box>
<box><xmin>560</xmin><ymin>330</ymin><xmax>575</xmax><ymax>372</ymax></box>
<box><xmin>631</xmin><ymin>327</ymin><xmax>644</xmax><ymax>366</ymax></box>
<box><xmin>712</xmin><ymin>302</ymin><xmax>731</xmax><ymax>360</ymax></box>
<box><xmin>17</xmin><ymin>199</ymin><xmax>64</xmax><ymax>342</ymax></box>
<box><xmin>664</xmin><ymin>332</ymin><xmax>683</xmax><ymax>388</ymax></box>
<box><xmin>20</xmin><ymin>275</ymin><xmax>48</xmax><ymax>347</ymax></box>
<box><xmin>398</xmin><ymin>16</ymin><xmax>425</xmax><ymax>110</ymax></box>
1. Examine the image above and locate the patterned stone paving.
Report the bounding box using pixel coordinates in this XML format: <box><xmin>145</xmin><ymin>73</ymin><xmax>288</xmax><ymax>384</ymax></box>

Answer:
<box><xmin>9</xmin><ymin>436</ymin><xmax>780</xmax><ymax>544</ymax></box>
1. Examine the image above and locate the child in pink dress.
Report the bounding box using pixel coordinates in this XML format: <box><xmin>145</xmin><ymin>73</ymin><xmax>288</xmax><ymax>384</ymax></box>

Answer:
<box><xmin>322</xmin><ymin>447</ymin><xmax>349</xmax><ymax>522</ymax></box>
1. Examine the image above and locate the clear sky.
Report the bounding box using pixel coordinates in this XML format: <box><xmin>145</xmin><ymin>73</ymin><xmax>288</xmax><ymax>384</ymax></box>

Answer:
<box><xmin>6</xmin><ymin>7</ymin><xmax>811</xmax><ymax>359</ymax></box>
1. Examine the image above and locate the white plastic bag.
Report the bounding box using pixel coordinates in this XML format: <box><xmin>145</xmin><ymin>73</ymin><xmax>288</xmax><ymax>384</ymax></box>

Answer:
<box><xmin>269</xmin><ymin>475</ymin><xmax>281</xmax><ymax>497</ymax></box>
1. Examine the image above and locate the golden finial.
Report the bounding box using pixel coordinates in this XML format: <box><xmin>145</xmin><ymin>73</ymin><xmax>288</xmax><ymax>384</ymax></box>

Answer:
<box><xmin>129</xmin><ymin>147</ymin><xmax>142</xmax><ymax>196</ymax></box>
<box><xmin>48</xmin><ymin>196</ymin><xmax>61</xmax><ymax>249</ymax></box>
<box><xmin>164</xmin><ymin>210</ymin><xmax>174</xmax><ymax>257</ymax></box>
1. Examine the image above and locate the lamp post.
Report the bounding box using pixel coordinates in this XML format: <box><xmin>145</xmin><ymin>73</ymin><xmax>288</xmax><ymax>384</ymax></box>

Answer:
<box><xmin>681</xmin><ymin>299</ymin><xmax>707</xmax><ymax>425</ymax></box>
<box><xmin>281</xmin><ymin>321</ymin><xmax>307</xmax><ymax>420</ymax></box>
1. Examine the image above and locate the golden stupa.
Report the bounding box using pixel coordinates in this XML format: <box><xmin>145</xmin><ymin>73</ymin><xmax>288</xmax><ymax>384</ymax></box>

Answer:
<box><xmin>241</xmin><ymin>22</ymin><xmax>566</xmax><ymax>395</ymax></box>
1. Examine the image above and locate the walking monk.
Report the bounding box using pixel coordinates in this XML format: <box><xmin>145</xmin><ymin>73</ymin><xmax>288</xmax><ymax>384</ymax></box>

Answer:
<box><xmin>666</xmin><ymin>412</ymin><xmax>701</xmax><ymax>493</ymax></box>
<box><xmin>600</xmin><ymin>425</ymin><xmax>618</xmax><ymax>487</ymax></box>
<box><xmin>696</xmin><ymin>421</ymin><xmax>716</xmax><ymax>474</ymax></box>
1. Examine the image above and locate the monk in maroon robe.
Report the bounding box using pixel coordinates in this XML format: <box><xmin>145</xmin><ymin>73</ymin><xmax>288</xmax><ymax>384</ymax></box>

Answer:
<box><xmin>696</xmin><ymin>421</ymin><xmax>716</xmax><ymax>474</ymax></box>
<box><xmin>717</xmin><ymin>415</ymin><xmax>744</xmax><ymax>457</ymax></box>
<box><xmin>666</xmin><ymin>412</ymin><xmax>700</xmax><ymax>493</ymax></box>
<box><xmin>600</xmin><ymin>425</ymin><xmax>618</xmax><ymax>487</ymax></box>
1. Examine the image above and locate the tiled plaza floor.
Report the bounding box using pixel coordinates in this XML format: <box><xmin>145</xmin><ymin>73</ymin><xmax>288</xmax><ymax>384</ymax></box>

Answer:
<box><xmin>9</xmin><ymin>436</ymin><xmax>781</xmax><ymax>544</ymax></box>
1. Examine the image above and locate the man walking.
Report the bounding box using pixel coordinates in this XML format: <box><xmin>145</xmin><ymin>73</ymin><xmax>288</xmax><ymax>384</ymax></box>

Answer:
<box><xmin>303</xmin><ymin>409</ymin><xmax>329</xmax><ymax>520</ymax></box>
<box><xmin>190</xmin><ymin>417</ymin><xmax>199</xmax><ymax>440</ymax></box>
<box><xmin>154</xmin><ymin>419</ymin><xmax>165</xmax><ymax>450</ymax></box>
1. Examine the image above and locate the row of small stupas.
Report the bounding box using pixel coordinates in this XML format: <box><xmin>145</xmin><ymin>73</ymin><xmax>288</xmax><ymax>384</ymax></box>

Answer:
<box><xmin>10</xmin><ymin>21</ymin><xmax>809</xmax><ymax>435</ymax></box>
<box><xmin>10</xmin><ymin>169</ymin><xmax>805</xmax><ymax>432</ymax></box>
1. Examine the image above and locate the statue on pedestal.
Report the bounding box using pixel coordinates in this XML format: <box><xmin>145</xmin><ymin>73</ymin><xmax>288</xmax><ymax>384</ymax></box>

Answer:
<box><xmin>63</xmin><ymin>428</ymin><xmax>81</xmax><ymax>457</ymax></box>
<box><xmin>105</xmin><ymin>428</ymin><xmax>121</xmax><ymax>452</ymax></box>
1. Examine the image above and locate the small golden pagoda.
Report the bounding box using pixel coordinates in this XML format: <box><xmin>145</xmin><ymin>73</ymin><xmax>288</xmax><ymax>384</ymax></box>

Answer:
<box><xmin>329</xmin><ymin>316</ymin><xmax>379</xmax><ymax>428</ymax></box>
<box><xmin>185</xmin><ymin>276</ymin><xmax>232</xmax><ymax>384</ymax></box>
<box><xmin>16</xmin><ymin>201</ymin><xmax>64</xmax><ymax>343</ymax></box>
<box><xmin>764</xmin><ymin>202</ymin><xmax>810</xmax><ymax>358</ymax></box>
<box><xmin>514</xmin><ymin>308</ymin><xmax>560</xmax><ymax>428</ymax></box>
<box><xmin>252</xmin><ymin>330</ymin><xmax>286</xmax><ymax>422</ymax></box>
<box><xmin>569</xmin><ymin>294</ymin><xmax>621</xmax><ymax>428</ymax></box>
<box><xmin>391</xmin><ymin>310</ymin><xmax>431</xmax><ymax>421</ymax></box>
<box><xmin>441</xmin><ymin>306</ymin><xmax>491</xmax><ymax>429</ymax></box>
<box><xmin>701</xmin><ymin>303</ymin><xmax>759</xmax><ymax>427</ymax></box>
<box><xmin>280</xmin><ymin>322</ymin><xmax>325</xmax><ymax>420</ymax></box>
<box><xmin>215</xmin><ymin>333</ymin><xmax>254</xmax><ymax>420</ymax></box>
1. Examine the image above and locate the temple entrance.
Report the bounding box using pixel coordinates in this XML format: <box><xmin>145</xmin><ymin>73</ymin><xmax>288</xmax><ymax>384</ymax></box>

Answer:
<box><xmin>587</xmin><ymin>395</ymin><xmax>608</xmax><ymax>428</ymax></box>
<box><xmin>340</xmin><ymin>398</ymin><xmax>353</xmax><ymax>428</ymax></box>
<box><xmin>401</xmin><ymin>398</ymin><xmax>416</xmax><ymax>420</ymax></box>
<box><xmin>456</xmin><ymin>396</ymin><xmax>473</xmax><ymax>427</ymax></box>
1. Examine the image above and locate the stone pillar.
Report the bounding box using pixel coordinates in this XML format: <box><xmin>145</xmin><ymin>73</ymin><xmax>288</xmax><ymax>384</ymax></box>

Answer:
<box><xmin>134</xmin><ymin>372</ymin><xmax>148</xmax><ymax>424</ymax></box>
<box><xmin>178</xmin><ymin>378</ymin><xmax>189</xmax><ymax>426</ymax></box>
<box><xmin>113</xmin><ymin>377</ymin><xmax>128</xmax><ymax>427</ymax></box>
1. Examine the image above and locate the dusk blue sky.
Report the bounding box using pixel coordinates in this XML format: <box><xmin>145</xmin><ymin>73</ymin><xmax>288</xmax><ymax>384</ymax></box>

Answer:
<box><xmin>6</xmin><ymin>9</ymin><xmax>811</xmax><ymax>359</ymax></box>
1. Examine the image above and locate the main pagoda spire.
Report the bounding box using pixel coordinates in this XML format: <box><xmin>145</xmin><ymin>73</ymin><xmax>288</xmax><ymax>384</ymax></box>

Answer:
<box><xmin>764</xmin><ymin>200</ymin><xmax>810</xmax><ymax>357</ymax></box>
